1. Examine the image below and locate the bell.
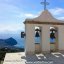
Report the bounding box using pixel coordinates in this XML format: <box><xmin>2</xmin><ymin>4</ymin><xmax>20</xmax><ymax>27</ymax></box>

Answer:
<box><xmin>35</xmin><ymin>31</ymin><xmax>40</xmax><ymax>37</ymax></box>
<box><xmin>50</xmin><ymin>33</ymin><xmax>55</xmax><ymax>39</ymax></box>
<box><xmin>21</xmin><ymin>32</ymin><xmax>25</xmax><ymax>38</ymax></box>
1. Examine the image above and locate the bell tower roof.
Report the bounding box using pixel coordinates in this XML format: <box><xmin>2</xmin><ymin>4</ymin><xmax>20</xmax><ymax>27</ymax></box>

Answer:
<box><xmin>24</xmin><ymin>10</ymin><xmax>64</xmax><ymax>23</ymax></box>
<box><xmin>24</xmin><ymin>0</ymin><xmax>64</xmax><ymax>25</ymax></box>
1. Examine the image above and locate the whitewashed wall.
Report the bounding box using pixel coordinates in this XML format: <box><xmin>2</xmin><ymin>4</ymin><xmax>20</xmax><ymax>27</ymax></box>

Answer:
<box><xmin>25</xmin><ymin>24</ymin><xmax>64</xmax><ymax>54</ymax></box>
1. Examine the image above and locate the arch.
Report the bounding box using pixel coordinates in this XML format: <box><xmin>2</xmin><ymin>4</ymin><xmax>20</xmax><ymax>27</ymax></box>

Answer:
<box><xmin>50</xmin><ymin>26</ymin><xmax>58</xmax><ymax>52</ymax></box>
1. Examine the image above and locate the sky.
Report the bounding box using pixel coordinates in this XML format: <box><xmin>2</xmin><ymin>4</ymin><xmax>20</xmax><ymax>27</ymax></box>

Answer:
<box><xmin>0</xmin><ymin>0</ymin><xmax>64</xmax><ymax>33</ymax></box>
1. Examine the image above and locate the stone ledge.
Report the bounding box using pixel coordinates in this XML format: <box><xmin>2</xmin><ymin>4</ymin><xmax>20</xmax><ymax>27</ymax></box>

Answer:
<box><xmin>24</xmin><ymin>21</ymin><xmax>64</xmax><ymax>25</ymax></box>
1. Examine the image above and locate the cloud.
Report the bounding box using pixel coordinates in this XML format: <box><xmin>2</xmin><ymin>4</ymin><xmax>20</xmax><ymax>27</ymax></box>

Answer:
<box><xmin>22</xmin><ymin>8</ymin><xmax>64</xmax><ymax>19</ymax></box>
<box><xmin>0</xmin><ymin>23</ymin><xmax>24</xmax><ymax>32</ymax></box>
<box><xmin>0</xmin><ymin>0</ymin><xmax>64</xmax><ymax>33</ymax></box>
<box><xmin>0</xmin><ymin>3</ymin><xmax>21</xmax><ymax>18</ymax></box>
<box><xmin>57</xmin><ymin>17</ymin><xmax>64</xmax><ymax>20</ymax></box>
<box><xmin>0</xmin><ymin>0</ymin><xmax>39</xmax><ymax>32</ymax></box>
<box><xmin>24</xmin><ymin>8</ymin><xmax>64</xmax><ymax>20</ymax></box>
<box><xmin>49</xmin><ymin>8</ymin><xmax>64</xmax><ymax>20</ymax></box>
<box><xmin>49</xmin><ymin>8</ymin><xmax>64</xmax><ymax>15</ymax></box>
<box><xmin>0</xmin><ymin>1</ymin><xmax>25</xmax><ymax>32</ymax></box>
<box><xmin>24</xmin><ymin>13</ymin><xmax>37</xmax><ymax>18</ymax></box>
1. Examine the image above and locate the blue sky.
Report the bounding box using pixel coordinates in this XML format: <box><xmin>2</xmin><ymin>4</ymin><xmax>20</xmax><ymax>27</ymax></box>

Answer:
<box><xmin>0</xmin><ymin>0</ymin><xmax>64</xmax><ymax>33</ymax></box>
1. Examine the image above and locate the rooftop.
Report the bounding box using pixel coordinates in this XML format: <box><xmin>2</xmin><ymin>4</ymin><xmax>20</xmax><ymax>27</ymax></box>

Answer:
<box><xmin>3</xmin><ymin>51</ymin><xmax>64</xmax><ymax>64</ymax></box>
<box><xmin>24</xmin><ymin>10</ymin><xmax>64</xmax><ymax>24</ymax></box>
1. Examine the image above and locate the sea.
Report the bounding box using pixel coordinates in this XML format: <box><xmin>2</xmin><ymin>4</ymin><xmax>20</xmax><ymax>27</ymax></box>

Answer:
<box><xmin>0</xmin><ymin>33</ymin><xmax>55</xmax><ymax>49</ymax></box>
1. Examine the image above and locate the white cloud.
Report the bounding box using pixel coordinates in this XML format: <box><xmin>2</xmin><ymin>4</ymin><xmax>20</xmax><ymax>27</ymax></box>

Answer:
<box><xmin>57</xmin><ymin>17</ymin><xmax>64</xmax><ymax>20</ymax></box>
<box><xmin>24</xmin><ymin>8</ymin><xmax>64</xmax><ymax>20</ymax></box>
<box><xmin>49</xmin><ymin>8</ymin><xmax>64</xmax><ymax>15</ymax></box>
<box><xmin>0</xmin><ymin>0</ymin><xmax>39</xmax><ymax>32</ymax></box>
<box><xmin>23</xmin><ymin>8</ymin><xmax>64</xmax><ymax>19</ymax></box>
<box><xmin>49</xmin><ymin>8</ymin><xmax>64</xmax><ymax>20</ymax></box>
<box><xmin>24</xmin><ymin>13</ymin><xmax>37</xmax><ymax>18</ymax></box>
<box><xmin>1</xmin><ymin>1</ymin><xmax>64</xmax><ymax>33</ymax></box>
<box><xmin>0</xmin><ymin>23</ymin><xmax>24</xmax><ymax>32</ymax></box>
<box><xmin>0</xmin><ymin>3</ymin><xmax>21</xmax><ymax>16</ymax></box>
<box><xmin>0</xmin><ymin>2</ymin><xmax>25</xmax><ymax>32</ymax></box>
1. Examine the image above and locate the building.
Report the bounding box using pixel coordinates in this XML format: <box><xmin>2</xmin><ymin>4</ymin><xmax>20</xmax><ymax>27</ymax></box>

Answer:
<box><xmin>24</xmin><ymin>1</ymin><xmax>64</xmax><ymax>55</ymax></box>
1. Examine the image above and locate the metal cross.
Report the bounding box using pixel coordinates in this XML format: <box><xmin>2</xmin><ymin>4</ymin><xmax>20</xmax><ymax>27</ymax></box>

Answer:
<box><xmin>41</xmin><ymin>0</ymin><xmax>49</xmax><ymax>10</ymax></box>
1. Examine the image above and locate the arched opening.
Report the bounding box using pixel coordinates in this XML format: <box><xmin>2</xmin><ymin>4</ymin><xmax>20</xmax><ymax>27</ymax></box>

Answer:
<box><xmin>35</xmin><ymin>26</ymin><xmax>41</xmax><ymax>53</ymax></box>
<box><xmin>50</xmin><ymin>27</ymin><xmax>58</xmax><ymax>52</ymax></box>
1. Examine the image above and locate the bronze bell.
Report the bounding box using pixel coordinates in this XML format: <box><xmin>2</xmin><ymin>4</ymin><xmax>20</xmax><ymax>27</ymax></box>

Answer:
<box><xmin>35</xmin><ymin>31</ymin><xmax>40</xmax><ymax>37</ymax></box>
<box><xmin>50</xmin><ymin>33</ymin><xmax>55</xmax><ymax>39</ymax></box>
<box><xmin>21</xmin><ymin>32</ymin><xmax>25</xmax><ymax>38</ymax></box>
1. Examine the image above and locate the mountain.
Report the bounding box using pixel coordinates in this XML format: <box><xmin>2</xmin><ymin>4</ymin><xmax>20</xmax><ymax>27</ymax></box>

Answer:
<box><xmin>5</xmin><ymin>37</ymin><xmax>17</xmax><ymax>46</ymax></box>
<box><xmin>0</xmin><ymin>37</ymin><xmax>17</xmax><ymax>48</ymax></box>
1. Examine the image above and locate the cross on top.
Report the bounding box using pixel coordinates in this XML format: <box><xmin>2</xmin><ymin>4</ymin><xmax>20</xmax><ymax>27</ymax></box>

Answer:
<box><xmin>41</xmin><ymin>0</ymin><xmax>49</xmax><ymax>10</ymax></box>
